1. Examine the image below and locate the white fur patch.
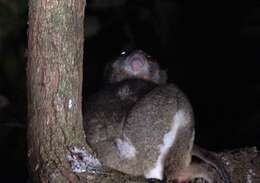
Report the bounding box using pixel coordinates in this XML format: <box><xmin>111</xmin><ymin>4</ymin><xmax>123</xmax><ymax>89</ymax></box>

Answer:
<box><xmin>145</xmin><ymin>110</ymin><xmax>186</xmax><ymax>180</ymax></box>
<box><xmin>116</xmin><ymin>136</ymin><xmax>137</xmax><ymax>159</ymax></box>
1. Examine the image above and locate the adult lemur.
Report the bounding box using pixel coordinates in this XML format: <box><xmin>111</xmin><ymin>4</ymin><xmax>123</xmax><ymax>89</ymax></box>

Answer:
<box><xmin>84</xmin><ymin>50</ymin><xmax>230</xmax><ymax>183</ymax></box>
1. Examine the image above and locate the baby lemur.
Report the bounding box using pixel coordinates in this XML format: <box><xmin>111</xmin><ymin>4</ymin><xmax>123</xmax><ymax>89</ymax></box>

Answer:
<box><xmin>84</xmin><ymin>50</ymin><xmax>230</xmax><ymax>183</ymax></box>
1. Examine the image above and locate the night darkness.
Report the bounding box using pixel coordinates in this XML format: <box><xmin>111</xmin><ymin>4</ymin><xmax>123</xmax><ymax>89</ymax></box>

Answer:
<box><xmin>0</xmin><ymin>0</ymin><xmax>260</xmax><ymax>182</ymax></box>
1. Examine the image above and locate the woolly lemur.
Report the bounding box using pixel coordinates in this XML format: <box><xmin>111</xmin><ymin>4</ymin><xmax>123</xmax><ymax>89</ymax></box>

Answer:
<box><xmin>84</xmin><ymin>50</ymin><xmax>230</xmax><ymax>183</ymax></box>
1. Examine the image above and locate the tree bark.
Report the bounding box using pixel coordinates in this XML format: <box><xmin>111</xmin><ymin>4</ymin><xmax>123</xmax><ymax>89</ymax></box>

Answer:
<box><xmin>217</xmin><ymin>147</ymin><xmax>260</xmax><ymax>183</ymax></box>
<box><xmin>27</xmin><ymin>0</ymin><xmax>88</xmax><ymax>182</ymax></box>
<box><xmin>191</xmin><ymin>147</ymin><xmax>260</xmax><ymax>183</ymax></box>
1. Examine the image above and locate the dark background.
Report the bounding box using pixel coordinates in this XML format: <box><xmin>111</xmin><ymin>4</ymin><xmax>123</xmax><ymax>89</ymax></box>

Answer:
<box><xmin>0</xmin><ymin>0</ymin><xmax>259</xmax><ymax>182</ymax></box>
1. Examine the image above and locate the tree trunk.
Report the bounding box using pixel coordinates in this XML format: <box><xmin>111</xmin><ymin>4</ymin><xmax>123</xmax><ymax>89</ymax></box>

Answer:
<box><xmin>27</xmin><ymin>0</ymin><xmax>88</xmax><ymax>182</ymax></box>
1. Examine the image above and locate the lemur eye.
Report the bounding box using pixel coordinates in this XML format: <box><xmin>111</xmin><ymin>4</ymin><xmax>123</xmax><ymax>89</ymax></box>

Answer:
<box><xmin>120</xmin><ymin>51</ymin><xmax>127</xmax><ymax>55</ymax></box>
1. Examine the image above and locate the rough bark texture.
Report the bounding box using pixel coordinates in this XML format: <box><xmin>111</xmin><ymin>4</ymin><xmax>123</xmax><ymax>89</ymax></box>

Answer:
<box><xmin>217</xmin><ymin>147</ymin><xmax>260</xmax><ymax>183</ymax></box>
<box><xmin>192</xmin><ymin>147</ymin><xmax>260</xmax><ymax>183</ymax></box>
<box><xmin>27</xmin><ymin>0</ymin><xmax>88</xmax><ymax>182</ymax></box>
